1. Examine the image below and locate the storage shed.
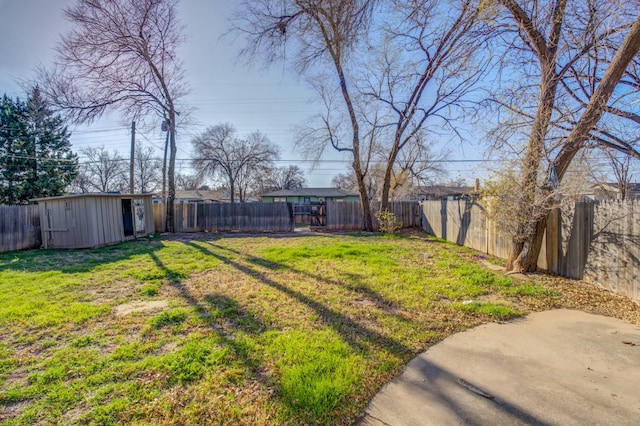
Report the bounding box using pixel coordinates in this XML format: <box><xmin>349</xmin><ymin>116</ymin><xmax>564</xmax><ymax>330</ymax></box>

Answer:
<box><xmin>32</xmin><ymin>193</ymin><xmax>154</xmax><ymax>249</ymax></box>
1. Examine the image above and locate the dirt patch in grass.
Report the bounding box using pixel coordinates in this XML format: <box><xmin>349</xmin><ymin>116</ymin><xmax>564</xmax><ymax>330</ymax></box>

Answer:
<box><xmin>0</xmin><ymin>400</ymin><xmax>31</xmax><ymax>422</ymax></box>
<box><xmin>113</xmin><ymin>300</ymin><xmax>169</xmax><ymax>316</ymax></box>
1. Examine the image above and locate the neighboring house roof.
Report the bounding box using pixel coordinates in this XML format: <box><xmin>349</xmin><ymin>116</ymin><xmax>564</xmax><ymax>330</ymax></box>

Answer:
<box><xmin>412</xmin><ymin>185</ymin><xmax>475</xmax><ymax>197</ymax></box>
<box><xmin>157</xmin><ymin>189</ymin><xmax>228</xmax><ymax>202</ymax></box>
<box><xmin>596</xmin><ymin>182</ymin><xmax>640</xmax><ymax>192</ymax></box>
<box><xmin>584</xmin><ymin>182</ymin><xmax>640</xmax><ymax>200</ymax></box>
<box><xmin>261</xmin><ymin>187</ymin><xmax>360</xmax><ymax>198</ymax></box>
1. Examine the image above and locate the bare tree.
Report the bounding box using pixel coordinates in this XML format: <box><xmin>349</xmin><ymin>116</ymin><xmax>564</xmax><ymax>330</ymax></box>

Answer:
<box><xmin>191</xmin><ymin>123</ymin><xmax>279</xmax><ymax>203</ymax></box>
<box><xmin>332</xmin><ymin>168</ymin><xmax>379</xmax><ymax>201</ymax></box>
<box><xmin>331</xmin><ymin>147</ymin><xmax>446</xmax><ymax>201</ymax></box>
<box><xmin>133</xmin><ymin>142</ymin><xmax>162</xmax><ymax>193</ymax></box>
<box><xmin>69</xmin><ymin>146</ymin><xmax>128</xmax><ymax>193</ymax></box>
<box><xmin>38</xmin><ymin>0</ymin><xmax>188</xmax><ymax>231</ymax></box>
<box><xmin>603</xmin><ymin>149</ymin><xmax>633</xmax><ymax>200</ymax></box>
<box><xmin>486</xmin><ymin>0</ymin><xmax>640</xmax><ymax>272</ymax></box>
<box><xmin>254</xmin><ymin>165</ymin><xmax>307</xmax><ymax>194</ymax></box>
<box><xmin>332</xmin><ymin>172</ymin><xmax>358</xmax><ymax>191</ymax></box>
<box><xmin>234</xmin><ymin>0</ymin><xmax>486</xmax><ymax>226</ymax></box>
<box><xmin>364</xmin><ymin>0</ymin><xmax>489</xmax><ymax>210</ymax></box>
<box><xmin>234</xmin><ymin>0</ymin><xmax>379</xmax><ymax>229</ymax></box>
<box><xmin>175</xmin><ymin>173</ymin><xmax>206</xmax><ymax>191</ymax></box>
<box><xmin>558</xmin><ymin>2</ymin><xmax>640</xmax><ymax>159</ymax></box>
<box><xmin>575</xmin><ymin>147</ymin><xmax>634</xmax><ymax>200</ymax></box>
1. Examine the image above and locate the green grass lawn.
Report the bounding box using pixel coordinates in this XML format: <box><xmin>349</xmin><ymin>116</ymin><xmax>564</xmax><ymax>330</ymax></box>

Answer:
<box><xmin>0</xmin><ymin>231</ymin><xmax>557</xmax><ymax>425</ymax></box>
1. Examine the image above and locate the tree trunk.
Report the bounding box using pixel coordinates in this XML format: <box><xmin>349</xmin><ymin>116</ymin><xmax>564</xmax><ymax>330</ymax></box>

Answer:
<box><xmin>355</xmin><ymin>168</ymin><xmax>373</xmax><ymax>231</ymax></box>
<box><xmin>506</xmin><ymin>212</ymin><xmax>548</xmax><ymax>272</ymax></box>
<box><xmin>380</xmin><ymin>144</ymin><xmax>400</xmax><ymax>212</ymax></box>
<box><xmin>166</xmin><ymin>112</ymin><xmax>177</xmax><ymax>233</ymax></box>
<box><xmin>162</xmin><ymin>129</ymin><xmax>168</xmax><ymax>201</ymax></box>
<box><xmin>508</xmin><ymin>15</ymin><xmax>640</xmax><ymax>272</ymax></box>
<box><xmin>507</xmin><ymin>78</ymin><xmax>558</xmax><ymax>271</ymax></box>
<box><xmin>499</xmin><ymin>0</ymin><xmax>566</xmax><ymax>272</ymax></box>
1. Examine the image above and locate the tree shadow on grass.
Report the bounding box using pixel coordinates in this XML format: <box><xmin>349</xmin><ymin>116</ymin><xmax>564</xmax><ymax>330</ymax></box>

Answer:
<box><xmin>176</xmin><ymin>240</ymin><xmax>546</xmax><ymax>425</ymax></box>
<box><xmin>242</xmin><ymin>252</ymin><xmax>411</xmax><ymax>321</ymax></box>
<box><xmin>222</xmin><ymin>241</ymin><xmax>408</xmax><ymax>313</ymax></box>
<box><xmin>147</xmin><ymin>249</ymin><xmax>274</xmax><ymax>387</ymax></box>
<box><xmin>183</xmin><ymin>241</ymin><xmax>413</xmax><ymax>357</ymax></box>
<box><xmin>0</xmin><ymin>238</ymin><xmax>165</xmax><ymax>274</ymax></box>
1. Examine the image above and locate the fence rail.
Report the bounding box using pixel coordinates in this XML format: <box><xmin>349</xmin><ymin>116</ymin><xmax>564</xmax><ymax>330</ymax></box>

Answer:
<box><xmin>326</xmin><ymin>201</ymin><xmax>421</xmax><ymax>231</ymax></box>
<box><xmin>420</xmin><ymin>199</ymin><xmax>640</xmax><ymax>302</ymax></box>
<box><xmin>0</xmin><ymin>205</ymin><xmax>41</xmax><ymax>253</ymax></box>
<box><xmin>153</xmin><ymin>201</ymin><xmax>421</xmax><ymax>233</ymax></box>
<box><xmin>153</xmin><ymin>202</ymin><xmax>294</xmax><ymax>233</ymax></box>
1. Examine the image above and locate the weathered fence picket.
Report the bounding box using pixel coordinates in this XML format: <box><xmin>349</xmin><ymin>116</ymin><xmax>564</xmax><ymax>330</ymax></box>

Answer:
<box><xmin>0</xmin><ymin>205</ymin><xmax>41</xmax><ymax>252</ymax></box>
<box><xmin>326</xmin><ymin>201</ymin><xmax>421</xmax><ymax>231</ymax></box>
<box><xmin>153</xmin><ymin>202</ymin><xmax>294</xmax><ymax>233</ymax></box>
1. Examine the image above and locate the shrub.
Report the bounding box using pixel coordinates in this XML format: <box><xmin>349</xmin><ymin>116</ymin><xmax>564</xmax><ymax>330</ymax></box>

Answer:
<box><xmin>375</xmin><ymin>209</ymin><xmax>403</xmax><ymax>234</ymax></box>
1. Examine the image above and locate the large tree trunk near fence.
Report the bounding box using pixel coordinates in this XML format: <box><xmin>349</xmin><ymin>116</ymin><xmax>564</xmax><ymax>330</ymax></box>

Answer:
<box><xmin>507</xmin><ymin>213</ymin><xmax>548</xmax><ymax>272</ymax></box>
<box><xmin>506</xmin><ymin>16</ymin><xmax>640</xmax><ymax>273</ymax></box>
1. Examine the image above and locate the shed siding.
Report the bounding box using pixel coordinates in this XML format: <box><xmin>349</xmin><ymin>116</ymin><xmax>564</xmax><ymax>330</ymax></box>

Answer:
<box><xmin>83</xmin><ymin>197</ymin><xmax>98</xmax><ymax>247</ymax></box>
<box><xmin>34</xmin><ymin>194</ymin><xmax>153</xmax><ymax>249</ymax></box>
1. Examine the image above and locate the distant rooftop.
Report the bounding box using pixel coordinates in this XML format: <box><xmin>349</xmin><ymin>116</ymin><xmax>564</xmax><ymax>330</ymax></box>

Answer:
<box><xmin>260</xmin><ymin>187</ymin><xmax>360</xmax><ymax>198</ymax></box>
<box><xmin>154</xmin><ymin>189</ymin><xmax>229</xmax><ymax>201</ymax></box>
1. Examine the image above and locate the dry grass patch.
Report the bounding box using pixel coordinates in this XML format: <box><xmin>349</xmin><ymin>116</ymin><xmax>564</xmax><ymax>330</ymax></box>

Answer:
<box><xmin>113</xmin><ymin>300</ymin><xmax>170</xmax><ymax>316</ymax></box>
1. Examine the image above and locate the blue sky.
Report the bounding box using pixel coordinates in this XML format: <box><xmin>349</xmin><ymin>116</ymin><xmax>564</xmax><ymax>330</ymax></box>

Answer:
<box><xmin>0</xmin><ymin>0</ymin><xmax>488</xmax><ymax>187</ymax></box>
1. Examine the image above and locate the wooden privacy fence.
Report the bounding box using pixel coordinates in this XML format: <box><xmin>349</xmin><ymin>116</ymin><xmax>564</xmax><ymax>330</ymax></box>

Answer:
<box><xmin>153</xmin><ymin>202</ymin><xmax>294</xmax><ymax>233</ymax></box>
<box><xmin>582</xmin><ymin>201</ymin><xmax>640</xmax><ymax>301</ymax></box>
<box><xmin>420</xmin><ymin>199</ymin><xmax>512</xmax><ymax>258</ymax></box>
<box><xmin>420</xmin><ymin>199</ymin><xmax>640</xmax><ymax>302</ymax></box>
<box><xmin>153</xmin><ymin>201</ymin><xmax>421</xmax><ymax>233</ymax></box>
<box><xmin>326</xmin><ymin>201</ymin><xmax>421</xmax><ymax>231</ymax></box>
<box><xmin>0</xmin><ymin>205</ymin><xmax>41</xmax><ymax>252</ymax></box>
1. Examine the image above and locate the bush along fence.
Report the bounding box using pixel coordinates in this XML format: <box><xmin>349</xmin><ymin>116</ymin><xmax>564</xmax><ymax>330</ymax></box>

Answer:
<box><xmin>0</xmin><ymin>205</ymin><xmax>41</xmax><ymax>253</ymax></box>
<box><xmin>420</xmin><ymin>199</ymin><xmax>640</xmax><ymax>302</ymax></box>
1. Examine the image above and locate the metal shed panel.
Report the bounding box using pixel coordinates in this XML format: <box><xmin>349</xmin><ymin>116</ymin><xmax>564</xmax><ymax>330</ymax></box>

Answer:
<box><xmin>33</xmin><ymin>193</ymin><xmax>154</xmax><ymax>249</ymax></box>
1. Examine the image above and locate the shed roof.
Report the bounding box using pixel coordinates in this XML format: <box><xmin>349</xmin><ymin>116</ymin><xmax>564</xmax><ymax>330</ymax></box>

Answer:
<box><xmin>260</xmin><ymin>187</ymin><xmax>360</xmax><ymax>198</ymax></box>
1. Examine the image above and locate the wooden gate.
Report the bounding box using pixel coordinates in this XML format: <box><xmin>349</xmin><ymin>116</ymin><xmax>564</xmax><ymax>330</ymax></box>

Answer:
<box><xmin>309</xmin><ymin>202</ymin><xmax>326</xmax><ymax>228</ymax></box>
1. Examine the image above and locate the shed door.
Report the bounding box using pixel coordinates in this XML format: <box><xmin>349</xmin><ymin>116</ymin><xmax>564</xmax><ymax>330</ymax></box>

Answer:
<box><xmin>122</xmin><ymin>199</ymin><xmax>134</xmax><ymax>237</ymax></box>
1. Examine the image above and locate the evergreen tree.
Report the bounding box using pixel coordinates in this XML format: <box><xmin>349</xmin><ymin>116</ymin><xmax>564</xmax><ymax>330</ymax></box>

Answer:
<box><xmin>0</xmin><ymin>87</ymin><xmax>78</xmax><ymax>204</ymax></box>
<box><xmin>0</xmin><ymin>94</ymin><xmax>29</xmax><ymax>203</ymax></box>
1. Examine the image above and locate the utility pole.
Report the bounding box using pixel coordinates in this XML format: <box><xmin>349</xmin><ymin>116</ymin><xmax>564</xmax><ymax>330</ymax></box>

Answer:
<box><xmin>130</xmin><ymin>121</ymin><xmax>135</xmax><ymax>194</ymax></box>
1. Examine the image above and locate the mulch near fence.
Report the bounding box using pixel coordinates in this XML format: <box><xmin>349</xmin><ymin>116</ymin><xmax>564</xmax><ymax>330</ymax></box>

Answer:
<box><xmin>448</xmin><ymin>245</ymin><xmax>640</xmax><ymax>326</ymax></box>
<box><xmin>529</xmin><ymin>273</ymin><xmax>640</xmax><ymax>325</ymax></box>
